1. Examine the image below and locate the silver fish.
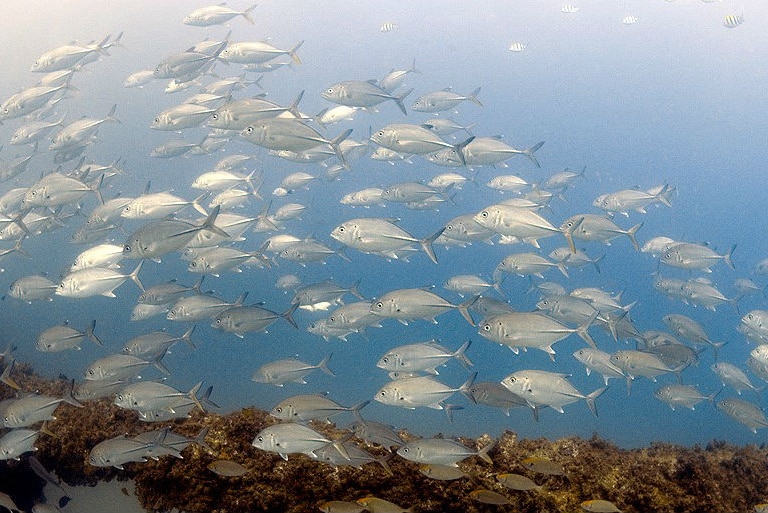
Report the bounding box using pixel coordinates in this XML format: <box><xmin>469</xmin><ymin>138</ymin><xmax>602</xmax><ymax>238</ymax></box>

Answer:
<box><xmin>323</xmin><ymin>80</ymin><xmax>411</xmax><ymax>115</ymax></box>
<box><xmin>501</xmin><ymin>369</ymin><xmax>606</xmax><ymax>416</ymax></box>
<box><xmin>252</xmin><ymin>355</ymin><xmax>335</xmax><ymax>386</ymax></box>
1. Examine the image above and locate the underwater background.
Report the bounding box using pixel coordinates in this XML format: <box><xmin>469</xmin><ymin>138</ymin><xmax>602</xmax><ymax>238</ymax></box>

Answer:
<box><xmin>0</xmin><ymin>0</ymin><xmax>767</xmax><ymax>486</ymax></box>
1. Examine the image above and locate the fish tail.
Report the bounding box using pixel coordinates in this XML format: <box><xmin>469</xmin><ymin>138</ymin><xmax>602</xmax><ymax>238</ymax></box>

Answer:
<box><xmin>106</xmin><ymin>103</ymin><xmax>120</xmax><ymax>124</ymax></box>
<box><xmin>585</xmin><ymin>386</ymin><xmax>607</xmax><ymax>417</ymax></box>
<box><xmin>63</xmin><ymin>378</ymin><xmax>84</xmax><ymax>408</ymax></box>
<box><xmin>152</xmin><ymin>349</ymin><xmax>172</xmax><ymax>375</ymax></box>
<box><xmin>452</xmin><ymin>136</ymin><xmax>475</xmax><ymax>166</ymax></box>
<box><xmin>194</xmin><ymin>427</ymin><xmax>215</xmax><ymax>453</ymax></box>
<box><xmin>592</xmin><ymin>253</ymin><xmax>606</xmax><ymax>274</ymax></box>
<box><xmin>468</xmin><ymin>86</ymin><xmax>483</xmax><ymax>107</ymax></box>
<box><xmin>129</xmin><ymin>260</ymin><xmax>145</xmax><ymax>292</ymax></box>
<box><xmin>476</xmin><ymin>439</ymin><xmax>495</xmax><ymax>465</ymax></box>
<box><xmin>330</xmin><ymin>128</ymin><xmax>353</xmax><ymax>169</ymax></box>
<box><xmin>656</xmin><ymin>183</ymin><xmax>675</xmax><ymax>207</ymax></box>
<box><xmin>191</xmin><ymin>192</ymin><xmax>209</xmax><ymax>216</ymax></box>
<box><xmin>724</xmin><ymin>244</ymin><xmax>736</xmax><ymax>270</ymax></box>
<box><xmin>188</xmin><ymin>381</ymin><xmax>206</xmax><ymax>413</ymax></box>
<box><xmin>522</xmin><ymin>140</ymin><xmax>545</xmax><ymax>168</ymax></box>
<box><xmin>86</xmin><ymin>319</ymin><xmax>103</xmax><ymax>347</ymax></box>
<box><xmin>40</xmin><ymin>420</ymin><xmax>57</xmax><ymax>438</ymax></box>
<box><xmin>394</xmin><ymin>88</ymin><xmax>413</xmax><ymax>116</ymax></box>
<box><xmin>453</xmin><ymin>339</ymin><xmax>473</xmax><ymax>368</ymax></box>
<box><xmin>576</xmin><ymin>311</ymin><xmax>598</xmax><ymax>348</ymax></box>
<box><xmin>443</xmin><ymin>403</ymin><xmax>463</xmax><ymax>423</ymax></box>
<box><xmin>11</xmin><ymin>210</ymin><xmax>30</xmax><ymax>235</ymax></box>
<box><xmin>181</xmin><ymin>324</ymin><xmax>197</xmax><ymax>349</ymax></box>
<box><xmin>349</xmin><ymin>278</ymin><xmax>365</xmax><ymax>300</ymax></box>
<box><xmin>201</xmin><ymin>204</ymin><xmax>231</xmax><ymax>239</ymax></box>
<box><xmin>0</xmin><ymin>358</ymin><xmax>20</xmax><ymax>391</ymax></box>
<box><xmin>282</xmin><ymin>303</ymin><xmax>299</xmax><ymax>328</ymax></box>
<box><xmin>317</xmin><ymin>353</ymin><xmax>335</xmax><ymax>376</ymax></box>
<box><xmin>314</xmin><ymin>107</ymin><xmax>328</xmax><ymax>129</ymax></box>
<box><xmin>200</xmin><ymin>385</ymin><xmax>221</xmax><ymax>409</ymax></box>
<box><xmin>626</xmin><ymin>222</ymin><xmax>643</xmax><ymax>251</ymax></box>
<box><xmin>459</xmin><ymin>371</ymin><xmax>478</xmax><ymax>403</ymax></box>
<box><xmin>556</xmin><ymin>261</ymin><xmax>570</xmax><ymax>278</ymax></box>
<box><xmin>420</xmin><ymin>226</ymin><xmax>444</xmax><ymax>264</ymax></box>
<box><xmin>242</xmin><ymin>3</ymin><xmax>257</xmax><ymax>24</ymax></box>
<box><xmin>287</xmin><ymin>90</ymin><xmax>305</xmax><ymax>119</ymax></box>
<box><xmin>457</xmin><ymin>296</ymin><xmax>478</xmax><ymax>326</ymax></box>
<box><xmin>288</xmin><ymin>40</ymin><xmax>304</xmax><ymax>65</ymax></box>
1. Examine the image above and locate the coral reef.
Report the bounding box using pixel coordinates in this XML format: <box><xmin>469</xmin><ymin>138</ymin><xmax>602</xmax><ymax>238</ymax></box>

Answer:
<box><xmin>3</xmin><ymin>370</ymin><xmax>768</xmax><ymax>513</ymax></box>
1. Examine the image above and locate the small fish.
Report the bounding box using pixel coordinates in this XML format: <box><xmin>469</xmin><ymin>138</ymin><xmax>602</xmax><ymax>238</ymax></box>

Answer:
<box><xmin>469</xmin><ymin>489</ymin><xmax>510</xmax><ymax>505</ymax></box>
<box><xmin>522</xmin><ymin>456</ymin><xmax>566</xmax><ymax>475</ymax></box>
<box><xmin>562</xmin><ymin>5</ymin><xmax>580</xmax><ymax>13</ymax></box>
<box><xmin>581</xmin><ymin>499</ymin><xmax>623</xmax><ymax>512</ymax></box>
<box><xmin>380</xmin><ymin>22</ymin><xmax>399</xmax><ymax>33</ymax></box>
<box><xmin>319</xmin><ymin>500</ymin><xmax>365</xmax><ymax>513</ymax></box>
<box><xmin>208</xmin><ymin>459</ymin><xmax>248</xmax><ymax>477</ymax></box>
<box><xmin>418</xmin><ymin>464</ymin><xmax>468</xmax><ymax>480</ymax></box>
<box><xmin>508</xmin><ymin>42</ymin><xmax>527</xmax><ymax>52</ymax></box>
<box><xmin>497</xmin><ymin>472</ymin><xmax>543</xmax><ymax>491</ymax></box>
<box><xmin>723</xmin><ymin>14</ymin><xmax>744</xmax><ymax>28</ymax></box>
<box><xmin>621</xmin><ymin>15</ymin><xmax>639</xmax><ymax>25</ymax></box>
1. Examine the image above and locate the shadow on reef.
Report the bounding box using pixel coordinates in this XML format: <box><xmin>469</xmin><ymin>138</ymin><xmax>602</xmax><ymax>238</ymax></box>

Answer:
<box><xmin>3</xmin><ymin>368</ymin><xmax>768</xmax><ymax>513</ymax></box>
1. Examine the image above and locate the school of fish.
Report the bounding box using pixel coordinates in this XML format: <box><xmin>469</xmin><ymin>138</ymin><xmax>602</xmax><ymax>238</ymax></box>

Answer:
<box><xmin>0</xmin><ymin>2</ymin><xmax>762</xmax><ymax>512</ymax></box>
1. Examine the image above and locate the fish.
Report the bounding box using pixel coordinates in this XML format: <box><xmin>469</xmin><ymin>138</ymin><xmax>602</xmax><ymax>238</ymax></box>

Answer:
<box><xmin>251</xmin><ymin>422</ymin><xmax>347</xmax><ymax>460</ymax></box>
<box><xmin>208</xmin><ymin>459</ymin><xmax>249</xmax><ymax>477</ymax></box>
<box><xmin>573</xmin><ymin>348</ymin><xmax>625</xmax><ymax>385</ymax></box>
<box><xmin>221</xmin><ymin>40</ymin><xmax>304</xmax><ymax>65</ymax></box>
<box><xmin>85</xmin><ymin>353</ymin><xmax>169</xmax><ymax>381</ymax></box>
<box><xmin>660</xmin><ymin>242</ymin><xmax>735</xmax><ymax>272</ymax></box>
<box><xmin>114</xmin><ymin>381</ymin><xmax>205</xmax><ymax>414</ymax></box>
<box><xmin>241</xmin><ymin>119</ymin><xmax>352</xmax><ymax>168</ymax></box>
<box><xmin>508</xmin><ymin>42</ymin><xmax>527</xmax><ymax>52</ymax></box>
<box><xmin>183</xmin><ymin>3</ymin><xmax>257</xmax><ymax>26</ymax></box>
<box><xmin>654</xmin><ymin>384</ymin><xmax>717</xmax><ymax>411</ymax></box>
<box><xmin>379</xmin><ymin>22</ymin><xmax>399</xmax><ymax>33</ymax></box>
<box><xmin>89</xmin><ymin>429</ymin><xmax>180</xmax><ymax>469</ymax></box>
<box><xmin>469</xmin><ymin>489</ymin><xmax>510</xmax><ymax>505</ymax></box>
<box><xmin>497</xmin><ymin>472</ymin><xmax>543</xmax><ymax>490</ymax></box>
<box><xmin>561</xmin><ymin>5</ymin><xmax>580</xmax><ymax>13</ymax></box>
<box><xmin>56</xmin><ymin>261</ymin><xmax>144</xmax><ymax>298</ymax></box>
<box><xmin>270</xmin><ymin>394</ymin><xmax>367</xmax><ymax>423</ymax></box>
<box><xmin>0</xmin><ymin>425</ymin><xmax>44</xmax><ymax>460</ymax></box>
<box><xmin>212</xmin><ymin>303</ymin><xmax>298</xmax><ymax>337</ymax></box>
<box><xmin>355</xmin><ymin>496</ymin><xmax>411</xmax><ymax>513</ymax></box>
<box><xmin>3</xmin><ymin>389</ymin><xmax>83</xmax><ymax>428</ymax></box>
<box><xmin>717</xmin><ymin>398</ymin><xmax>768</xmax><ymax>433</ymax></box>
<box><xmin>478</xmin><ymin>311</ymin><xmax>596</xmax><ymax>357</ymax></box>
<box><xmin>723</xmin><ymin>14</ymin><xmax>744</xmax><ymax>28</ymax></box>
<box><xmin>7</xmin><ymin>275</ymin><xmax>58</xmax><ymax>302</ymax></box>
<box><xmin>122</xmin><ymin>206</ymin><xmax>229</xmax><ymax>260</ymax></box>
<box><xmin>711</xmin><ymin>362</ymin><xmax>762</xmax><ymax>395</ymax></box>
<box><xmin>521</xmin><ymin>456</ymin><xmax>566</xmax><ymax>475</ymax></box>
<box><xmin>377</xmin><ymin>340</ymin><xmax>472</xmax><ymax>375</ymax></box>
<box><xmin>397</xmin><ymin>437</ymin><xmax>493</xmax><ymax>466</ymax></box>
<box><xmin>374</xmin><ymin>373</ymin><xmax>476</xmax><ymax>418</ymax></box>
<box><xmin>501</xmin><ymin>370</ymin><xmax>606</xmax><ymax>416</ymax></box>
<box><xmin>370</xmin><ymin>287</ymin><xmax>475</xmax><ymax>325</ymax></box>
<box><xmin>473</xmin><ymin>203</ymin><xmax>563</xmax><ymax>248</ymax></box>
<box><xmin>323</xmin><ymin>80</ymin><xmax>411</xmax><ymax>116</ymax></box>
<box><xmin>411</xmin><ymin>87</ymin><xmax>482</xmax><ymax>113</ymax></box>
<box><xmin>331</xmin><ymin>217</ymin><xmax>444</xmax><ymax>264</ymax></box>
<box><xmin>122</xmin><ymin>326</ymin><xmax>196</xmax><ymax>357</ymax></box>
<box><xmin>621</xmin><ymin>15</ymin><xmax>639</xmax><ymax>25</ymax></box>
<box><xmin>581</xmin><ymin>499</ymin><xmax>623</xmax><ymax>512</ymax></box>
<box><xmin>252</xmin><ymin>354</ymin><xmax>335</xmax><ymax>386</ymax></box>
<box><xmin>36</xmin><ymin>320</ymin><xmax>102</xmax><ymax>351</ymax></box>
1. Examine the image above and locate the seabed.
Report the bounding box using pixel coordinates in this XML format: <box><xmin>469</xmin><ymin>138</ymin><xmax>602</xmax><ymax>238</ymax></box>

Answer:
<box><xmin>2</xmin><ymin>367</ymin><xmax>768</xmax><ymax>513</ymax></box>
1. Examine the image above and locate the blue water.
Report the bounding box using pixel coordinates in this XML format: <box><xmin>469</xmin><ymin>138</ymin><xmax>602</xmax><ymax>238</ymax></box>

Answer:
<box><xmin>1</xmin><ymin>0</ymin><xmax>767</xmax><ymax>449</ymax></box>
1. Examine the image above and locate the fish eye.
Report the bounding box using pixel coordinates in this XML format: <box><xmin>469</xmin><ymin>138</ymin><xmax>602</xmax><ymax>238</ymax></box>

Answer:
<box><xmin>337</xmin><ymin>226</ymin><xmax>344</xmax><ymax>232</ymax></box>
<box><xmin>124</xmin><ymin>245</ymin><xmax>131</xmax><ymax>252</ymax></box>
<box><xmin>382</xmin><ymin>357</ymin><xmax>389</xmax><ymax>363</ymax></box>
<box><xmin>154</xmin><ymin>117</ymin><xmax>160</xmax><ymax>123</ymax></box>
<box><xmin>401</xmin><ymin>447</ymin><xmax>409</xmax><ymax>453</ymax></box>
<box><xmin>190</xmin><ymin>262</ymin><xmax>197</xmax><ymax>268</ymax></box>
<box><xmin>375</xmin><ymin>302</ymin><xmax>383</xmax><ymax>309</ymax></box>
<box><xmin>275</xmin><ymin>407</ymin><xmax>282</xmax><ymax>413</ymax></box>
<box><xmin>480</xmin><ymin>211</ymin><xmax>488</xmax><ymax>218</ymax></box>
<box><xmin>257</xmin><ymin>435</ymin><xmax>263</xmax><ymax>442</ymax></box>
<box><xmin>246</xmin><ymin>127</ymin><xmax>253</xmax><ymax>134</ymax></box>
<box><xmin>379</xmin><ymin>391</ymin><xmax>386</xmax><ymax>396</ymax></box>
<box><xmin>482</xmin><ymin>324</ymin><xmax>490</xmax><ymax>331</ymax></box>
<box><xmin>326</xmin><ymin>88</ymin><xmax>333</xmax><ymax>94</ymax></box>
<box><xmin>377</xmin><ymin>131</ymin><xmax>384</xmax><ymax>137</ymax></box>
<box><xmin>212</xmin><ymin>113</ymin><xmax>219</xmax><ymax>119</ymax></box>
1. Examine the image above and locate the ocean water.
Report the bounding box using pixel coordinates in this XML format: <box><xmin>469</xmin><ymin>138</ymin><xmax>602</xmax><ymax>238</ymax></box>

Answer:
<box><xmin>0</xmin><ymin>0</ymin><xmax>766</xmax><ymax>477</ymax></box>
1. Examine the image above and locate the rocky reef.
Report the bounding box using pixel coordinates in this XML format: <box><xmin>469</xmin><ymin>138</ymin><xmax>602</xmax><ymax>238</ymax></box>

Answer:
<box><xmin>3</xmin><ymin>369</ymin><xmax>768</xmax><ymax>513</ymax></box>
